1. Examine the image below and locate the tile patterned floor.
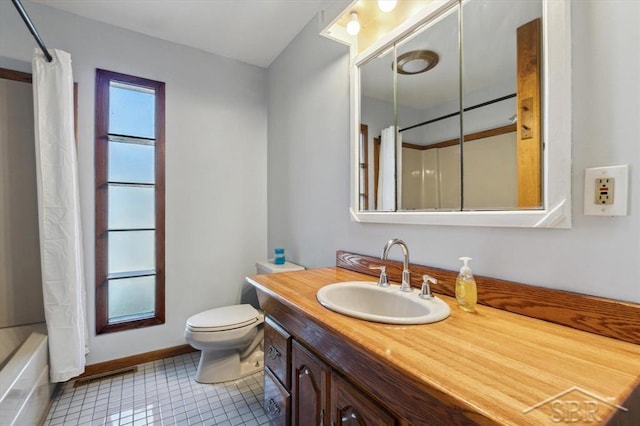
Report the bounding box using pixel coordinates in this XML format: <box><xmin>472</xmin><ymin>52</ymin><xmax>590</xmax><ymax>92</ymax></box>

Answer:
<box><xmin>44</xmin><ymin>352</ymin><xmax>269</xmax><ymax>426</ymax></box>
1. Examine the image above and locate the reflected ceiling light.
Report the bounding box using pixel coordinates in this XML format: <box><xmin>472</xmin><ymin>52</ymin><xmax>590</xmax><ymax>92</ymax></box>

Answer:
<box><xmin>393</xmin><ymin>50</ymin><xmax>439</xmax><ymax>75</ymax></box>
<box><xmin>378</xmin><ymin>0</ymin><xmax>397</xmax><ymax>13</ymax></box>
<box><xmin>346</xmin><ymin>12</ymin><xmax>361</xmax><ymax>36</ymax></box>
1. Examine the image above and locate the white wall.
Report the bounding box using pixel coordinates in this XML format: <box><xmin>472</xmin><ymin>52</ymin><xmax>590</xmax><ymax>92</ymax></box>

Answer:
<box><xmin>0</xmin><ymin>0</ymin><xmax>268</xmax><ymax>364</ymax></box>
<box><xmin>267</xmin><ymin>1</ymin><xmax>640</xmax><ymax>303</ymax></box>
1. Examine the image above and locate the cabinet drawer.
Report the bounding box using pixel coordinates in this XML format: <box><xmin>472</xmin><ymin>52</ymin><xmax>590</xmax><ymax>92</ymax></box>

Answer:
<box><xmin>331</xmin><ymin>371</ymin><xmax>396</xmax><ymax>425</ymax></box>
<box><xmin>264</xmin><ymin>367</ymin><xmax>291</xmax><ymax>426</ymax></box>
<box><xmin>265</xmin><ymin>316</ymin><xmax>291</xmax><ymax>388</ymax></box>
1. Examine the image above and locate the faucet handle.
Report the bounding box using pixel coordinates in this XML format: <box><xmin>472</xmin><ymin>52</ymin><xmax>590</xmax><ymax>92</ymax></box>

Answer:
<box><xmin>369</xmin><ymin>265</ymin><xmax>390</xmax><ymax>287</ymax></box>
<box><xmin>419</xmin><ymin>274</ymin><xmax>438</xmax><ymax>299</ymax></box>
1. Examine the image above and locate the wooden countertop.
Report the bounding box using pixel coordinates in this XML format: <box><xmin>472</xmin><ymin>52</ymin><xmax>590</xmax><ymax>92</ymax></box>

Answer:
<box><xmin>247</xmin><ymin>267</ymin><xmax>640</xmax><ymax>425</ymax></box>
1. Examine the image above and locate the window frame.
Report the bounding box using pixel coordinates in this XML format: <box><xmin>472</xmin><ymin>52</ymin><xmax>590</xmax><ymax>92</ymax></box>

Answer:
<box><xmin>95</xmin><ymin>69</ymin><xmax>165</xmax><ymax>334</ymax></box>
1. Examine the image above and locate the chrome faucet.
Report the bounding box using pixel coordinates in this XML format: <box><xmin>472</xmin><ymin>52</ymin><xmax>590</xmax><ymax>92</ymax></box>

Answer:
<box><xmin>381</xmin><ymin>238</ymin><xmax>412</xmax><ymax>292</ymax></box>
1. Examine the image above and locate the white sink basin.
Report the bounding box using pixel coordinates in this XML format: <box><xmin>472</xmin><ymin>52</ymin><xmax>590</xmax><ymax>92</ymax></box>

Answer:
<box><xmin>316</xmin><ymin>281</ymin><xmax>451</xmax><ymax>325</ymax></box>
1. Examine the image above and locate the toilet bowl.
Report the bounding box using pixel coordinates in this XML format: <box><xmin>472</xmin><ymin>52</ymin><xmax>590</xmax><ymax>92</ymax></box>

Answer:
<box><xmin>185</xmin><ymin>304</ymin><xmax>264</xmax><ymax>383</ymax></box>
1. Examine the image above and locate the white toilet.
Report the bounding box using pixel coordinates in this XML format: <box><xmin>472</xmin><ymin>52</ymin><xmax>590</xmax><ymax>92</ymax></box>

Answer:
<box><xmin>185</xmin><ymin>259</ymin><xmax>304</xmax><ymax>383</ymax></box>
<box><xmin>185</xmin><ymin>304</ymin><xmax>265</xmax><ymax>383</ymax></box>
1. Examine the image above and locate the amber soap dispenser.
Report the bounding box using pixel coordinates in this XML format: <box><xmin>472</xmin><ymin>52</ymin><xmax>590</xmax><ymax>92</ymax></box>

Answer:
<box><xmin>455</xmin><ymin>257</ymin><xmax>477</xmax><ymax>312</ymax></box>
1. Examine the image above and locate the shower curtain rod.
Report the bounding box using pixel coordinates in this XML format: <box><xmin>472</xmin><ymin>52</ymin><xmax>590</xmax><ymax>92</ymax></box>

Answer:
<box><xmin>12</xmin><ymin>0</ymin><xmax>53</xmax><ymax>62</ymax></box>
<box><xmin>399</xmin><ymin>93</ymin><xmax>516</xmax><ymax>133</ymax></box>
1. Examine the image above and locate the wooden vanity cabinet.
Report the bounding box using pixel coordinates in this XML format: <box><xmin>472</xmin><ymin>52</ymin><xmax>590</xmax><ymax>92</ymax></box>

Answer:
<box><xmin>330</xmin><ymin>372</ymin><xmax>396</xmax><ymax>426</ymax></box>
<box><xmin>264</xmin><ymin>316</ymin><xmax>397</xmax><ymax>426</ymax></box>
<box><xmin>251</xmin><ymin>267</ymin><xmax>640</xmax><ymax>425</ymax></box>
<box><xmin>291</xmin><ymin>341</ymin><xmax>331</xmax><ymax>425</ymax></box>
<box><xmin>264</xmin><ymin>368</ymin><xmax>290</xmax><ymax>426</ymax></box>
<box><xmin>265</xmin><ymin>316</ymin><xmax>292</xmax><ymax>388</ymax></box>
<box><xmin>264</xmin><ymin>317</ymin><xmax>292</xmax><ymax>425</ymax></box>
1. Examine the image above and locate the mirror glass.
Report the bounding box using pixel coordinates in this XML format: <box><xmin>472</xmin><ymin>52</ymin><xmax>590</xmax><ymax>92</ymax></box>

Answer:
<box><xmin>396</xmin><ymin>7</ymin><xmax>460</xmax><ymax>211</ymax></box>
<box><xmin>359</xmin><ymin>45</ymin><xmax>397</xmax><ymax>211</ymax></box>
<box><xmin>461</xmin><ymin>0</ymin><xmax>542</xmax><ymax>210</ymax></box>
<box><xmin>357</xmin><ymin>0</ymin><xmax>543</xmax><ymax>213</ymax></box>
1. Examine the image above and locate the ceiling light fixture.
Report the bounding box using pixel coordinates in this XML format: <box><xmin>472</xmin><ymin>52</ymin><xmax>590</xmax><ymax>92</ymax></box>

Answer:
<box><xmin>394</xmin><ymin>50</ymin><xmax>439</xmax><ymax>75</ymax></box>
<box><xmin>346</xmin><ymin>12</ymin><xmax>360</xmax><ymax>36</ymax></box>
<box><xmin>378</xmin><ymin>0</ymin><xmax>398</xmax><ymax>13</ymax></box>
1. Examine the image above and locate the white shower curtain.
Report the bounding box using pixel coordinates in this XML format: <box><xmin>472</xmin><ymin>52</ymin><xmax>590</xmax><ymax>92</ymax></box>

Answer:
<box><xmin>32</xmin><ymin>49</ymin><xmax>87</xmax><ymax>382</ymax></box>
<box><xmin>377</xmin><ymin>126</ymin><xmax>402</xmax><ymax>210</ymax></box>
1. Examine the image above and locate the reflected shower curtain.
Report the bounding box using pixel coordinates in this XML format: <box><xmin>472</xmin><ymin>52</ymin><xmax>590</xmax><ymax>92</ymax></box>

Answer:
<box><xmin>377</xmin><ymin>126</ymin><xmax>402</xmax><ymax>210</ymax></box>
<box><xmin>32</xmin><ymin>49</ymin><xmax>87</xmax><ymax>382</ymax></box>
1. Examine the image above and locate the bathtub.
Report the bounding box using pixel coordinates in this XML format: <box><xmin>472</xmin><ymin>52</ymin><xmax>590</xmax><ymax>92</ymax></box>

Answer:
<box><xmin>0</xmin><ymin>324</ymin><xmax>57</xmax><ymax>426</ymax></box>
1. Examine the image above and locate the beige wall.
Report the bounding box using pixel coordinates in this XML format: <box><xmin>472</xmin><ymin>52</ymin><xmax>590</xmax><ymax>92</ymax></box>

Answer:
<box><xmin>401</xmin><ymin>147</ymin><xmax>438</xmax><ymax>209</ymax></box>
<box><xmin>463</xmin><ymin>132</ymin><xmax>518</xmax><ymax>210</ymax></box>
<box><xmin>438</xmin><ymin>145</ymin><xmax>461</xmax><ymax>209</ymax></box>
<box><xmin>0</xmin><ymin>77</ymin><xmax>45</xmax><ymax>328</ymax></box>
<box><xmin>402</xmin><ymin>132</ymin><xmax>517</xmax><ymax>210</ymax></box>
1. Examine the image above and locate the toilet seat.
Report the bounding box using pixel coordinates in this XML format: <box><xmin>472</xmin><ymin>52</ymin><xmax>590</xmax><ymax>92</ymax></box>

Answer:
<box><xmin>186</xmin><ymin>304</ymin><xmax>261</xmax><ymax>332</ymax></box>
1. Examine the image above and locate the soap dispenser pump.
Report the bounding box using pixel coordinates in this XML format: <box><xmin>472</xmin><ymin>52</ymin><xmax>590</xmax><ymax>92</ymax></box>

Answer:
<box><xmin>456</xmin><ymin>257</ymin><xmax>477</xmax><ymax>312</ymax></box>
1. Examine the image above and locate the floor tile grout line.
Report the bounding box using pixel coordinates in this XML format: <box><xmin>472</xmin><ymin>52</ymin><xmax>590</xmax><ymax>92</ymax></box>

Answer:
<box><xmin>44</xmin><ymin>352</ymin><xmax>266</xmax><ymax>426</ymax></box>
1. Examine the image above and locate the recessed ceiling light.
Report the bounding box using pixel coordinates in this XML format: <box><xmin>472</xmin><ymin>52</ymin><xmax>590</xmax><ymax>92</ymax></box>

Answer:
<box><xmin>393</xmin><ymin>50</ymin><xmax>439</xmax><ymax>75</ymax></box>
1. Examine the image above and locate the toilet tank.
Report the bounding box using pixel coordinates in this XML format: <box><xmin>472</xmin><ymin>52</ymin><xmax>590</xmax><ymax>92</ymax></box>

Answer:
<box><xmin>255</xmin><ymin>260</ymin><xmax>305</xmax><ymax>274</ymax></box>
<box><xmin>245</xmin><ymin>260</ymin><xmax>304</xmax><ymax>310</ymax></box>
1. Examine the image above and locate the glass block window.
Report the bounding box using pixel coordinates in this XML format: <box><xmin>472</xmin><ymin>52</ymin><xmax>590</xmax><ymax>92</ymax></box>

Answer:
<box><xmin>95</xmin><ymin>69</ymin><xmax>165</xmax><ymax>334</ymax></box>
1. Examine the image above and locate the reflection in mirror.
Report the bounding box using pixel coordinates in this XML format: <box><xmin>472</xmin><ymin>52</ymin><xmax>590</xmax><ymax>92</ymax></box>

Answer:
<box><xmin>357</xmin><ymin>0</ymin><xmax>544</xmax><ymax>214</ymax></box>
<box><xmin>358</xmin><ymin>124</ymin><xmax>368</xmax><ymax>210</ymax></box>
<box><xmin>359</xmin><ymin>46</ymin><xmax>397</xmax><ymax>211</ymax></box>
<box><xmin>360</xmin><ymin>6</ymin><xmax>463</xmax><ymax>212</ymax></box>
<box><xmin>461</xmin><ymin>0</ymin><xmax>542</xmax><ymax>210</ymax></box>
<box><xmin>396</xmin><ymin>7</ymin><xmax>461</xmax><ymax>211</ymax></box>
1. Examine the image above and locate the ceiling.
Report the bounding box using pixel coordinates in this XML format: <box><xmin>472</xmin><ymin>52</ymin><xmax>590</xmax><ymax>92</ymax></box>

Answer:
<box><xmin>30</xmin><ymin>0</ymin><xmax>349</xmax><ymax>68</ymax></box>
<box><xmin>333</xmin><ymin>0</ymin><xmax>432</xmax><ymax>54</ymax></box>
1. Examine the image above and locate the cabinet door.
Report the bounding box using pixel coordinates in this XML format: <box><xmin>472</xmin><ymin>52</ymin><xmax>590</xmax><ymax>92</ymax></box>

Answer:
<box><xmin>291</xmin><ymin>341</ymin><xmax>331</xmax><ymax>426</ymax></box>
<box><xmin>330</xmin><ymin>372</ymin><xmax>396</xmax><ymax>426</ymax></box>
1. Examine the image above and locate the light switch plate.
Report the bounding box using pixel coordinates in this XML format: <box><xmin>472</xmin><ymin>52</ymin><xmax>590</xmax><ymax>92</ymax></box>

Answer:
<box><xmin>584</xmin><ymin>165</ymin><xmax>629</xmax><ymax>216</ymax></box>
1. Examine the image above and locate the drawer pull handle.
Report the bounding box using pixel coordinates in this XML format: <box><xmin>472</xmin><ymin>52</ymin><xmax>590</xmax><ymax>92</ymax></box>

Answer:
<box><xmin>268</xmin><ymin>398</ymin><xmax>281</xmax><ymax>415</ymax></box>
<box><xmin>267</xmin><ymin>346</ymin><xmax>281</xmax><ymax>360</ymax></box>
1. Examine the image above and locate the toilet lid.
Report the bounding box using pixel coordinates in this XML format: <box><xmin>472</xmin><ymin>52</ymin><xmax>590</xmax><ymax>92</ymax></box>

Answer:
<box><xmin>186</xmin><ymin>304</ymin><xmax>260</xmax><ymax>332</ymax></box>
